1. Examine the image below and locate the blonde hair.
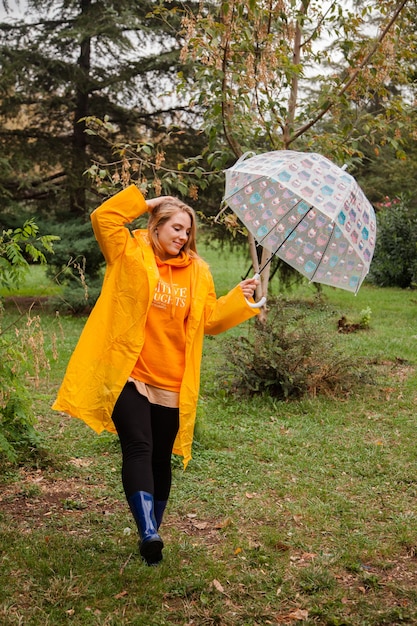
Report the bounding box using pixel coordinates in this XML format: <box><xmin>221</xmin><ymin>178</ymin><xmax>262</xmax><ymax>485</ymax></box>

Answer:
<box><xmin>147</xmin><ymin>198</ymin><xmax>198</xmax><ymax>257</ymax></box>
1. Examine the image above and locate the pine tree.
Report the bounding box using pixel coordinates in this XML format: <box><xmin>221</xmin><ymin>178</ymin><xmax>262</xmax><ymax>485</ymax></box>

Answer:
<box><xmin>0</xmin><ymin>0</ymin><xmax>195</xmax><ymax>215</ymax></box>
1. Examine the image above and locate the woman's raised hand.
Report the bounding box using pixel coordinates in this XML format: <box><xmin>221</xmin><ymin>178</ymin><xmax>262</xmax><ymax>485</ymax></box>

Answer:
<box><xmin>146</xmin><ymin>196</ymin><xmax>177</xmax><ymax>212</ymax></box>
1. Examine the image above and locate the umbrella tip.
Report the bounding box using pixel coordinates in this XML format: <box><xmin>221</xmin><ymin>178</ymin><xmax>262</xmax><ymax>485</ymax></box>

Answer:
<box><xmin>341</xmin><ymin>164</ymin><xmax>348</xmax><ymax>171</ymax></box>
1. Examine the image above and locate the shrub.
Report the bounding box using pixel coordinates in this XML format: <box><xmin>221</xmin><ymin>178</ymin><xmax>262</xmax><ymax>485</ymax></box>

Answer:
<box><xmin>0</xmin><ymin>219</ymin><xmax>57</xmax><ymax>288</ymax></box>
<box><xmin>221</xmin><ymin>298</ymin><xmax>369</xmax><ymax>399</ymax></box>
<box><xmin>50</xmin><ymin>275</ymin><xmax>103</xmax><ymax>314</ymax></box>
<box><xmin>0</xmin><ymin>309</ymin><xmax>51</xmax><ymax>463</ymax></box>
<box><xmin>369</xmin><ymin>197</ymin><xmax>417</xmax><ymax>289</ymax></box>
<box><xmin>45</xmin><ymin>218</ymin><xmax>103</xmax><ymax>275</ymax></box>
<box><xmin>0</xmin><ymin>221</ymin><xmax>56</xmax><ymax>464</ymax></box>
<box><xmin>0</xmin><ymin>370</ymin><xmax>41</xmax><ymax>463</ymax></box>
<box><xmin>43</xmin><ymin>219</ymin><xmax>105</xmax><ymax>313</ymax></box>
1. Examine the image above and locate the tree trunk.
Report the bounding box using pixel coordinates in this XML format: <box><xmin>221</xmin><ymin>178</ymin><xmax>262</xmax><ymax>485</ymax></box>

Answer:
<box><xmin>70</xmin><ymin>0</ymin><xmax>92</xmax><ymax>215</ymax></box>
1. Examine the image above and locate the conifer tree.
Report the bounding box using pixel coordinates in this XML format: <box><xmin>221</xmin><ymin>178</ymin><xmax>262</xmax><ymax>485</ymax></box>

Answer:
<box><xmin>0</xmin><ymin>0</ymin><xmax>195</xmax><ymax>215</ymax></box>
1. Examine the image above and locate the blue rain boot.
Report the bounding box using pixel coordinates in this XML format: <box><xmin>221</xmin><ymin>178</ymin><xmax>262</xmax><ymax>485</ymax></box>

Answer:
<box><xmin>154</xmin><ymin>500</ymin><xmax>168</xmax><ymax>530</ymax></box>
<box><xmin>128</xmin><ymin>491</ymin><xmax>163</xmax><ymax>565</ymax></box>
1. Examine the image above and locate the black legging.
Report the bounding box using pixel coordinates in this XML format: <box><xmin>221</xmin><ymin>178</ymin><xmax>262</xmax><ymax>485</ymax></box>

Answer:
<box><xmin>111</xmin><ymin>382</ymin><xmax>180</xmax><ymax>501</ymax></box>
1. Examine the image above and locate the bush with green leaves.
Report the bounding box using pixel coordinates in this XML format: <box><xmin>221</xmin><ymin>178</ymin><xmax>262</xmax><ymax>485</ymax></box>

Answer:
<box><xmin>369</xmin><ymin>197</ymin><xmax>417</xmax><ymax>289</ymax></box>
<box><xmin>44</xmin><ymin>219</ymin><xmax>103</xmax><ymax>281</ymax></box>
<box><xmin>49</xmin><ymin>274</ymin><xmax>103</xmax><ymax>314</ymax></box>
<box><xmin>42</xmin><ymin>218</ymin><xmax>105</xmax><ymax>313</ymax></box>
<box><xmin>221</xmin><ymin>298</ymin><xmax>370</xmax><ymax>399</ymax></box>
<box><xmin>0</xmin><ymin>220</ymin><xmax>56</xmax><ymax>464</ymax></box>
<box><xmin>0</xmin><ymin>219</ymin><xmax>57</xmax><ymax>289</ymax></box>
<box><xmin>0</xmin><ymin>328</ymin><xmax>43</xmax><ymax>463</ymax></box>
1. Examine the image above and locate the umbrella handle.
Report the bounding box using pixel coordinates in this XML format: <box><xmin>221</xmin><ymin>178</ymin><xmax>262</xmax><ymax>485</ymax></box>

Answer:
<box><xmin>246</xmin><ymin>297</ymin><xmax>266</xmax><ymax>308</ymax></box>
<box><xmin>245</xmin><ymin>273</ymin><xmax>267</xmax><ymax>309</ymax></box>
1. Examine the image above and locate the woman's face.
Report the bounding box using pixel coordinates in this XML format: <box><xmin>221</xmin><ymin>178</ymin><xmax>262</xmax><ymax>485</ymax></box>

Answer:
<box><xmin>157</xmin><ymin>210</ymin><xmax>192</xmax><ymax>260</ymax></box>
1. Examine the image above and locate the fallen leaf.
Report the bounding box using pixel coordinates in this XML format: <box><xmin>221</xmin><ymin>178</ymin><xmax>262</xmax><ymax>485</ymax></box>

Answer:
<box><xmin>212</xmin><ymin>579</ymin><xmax>225</xmax><ymax>594</ymax></box>
<box><xmin>288</xmin><ymin>608</ymin><xmax>308</xmax><ymax>620</ymax></box>
<box><xmin>274</xmin><ymin>541</ymin><xmax>290</xmax><ymax>552</ymax></box>
<box><xmin>215</xmin><ymin>517</ymin><xmax>232</xmax><ymax>529</ymax></box>
<box><xmin>69</xmin><ymin>457</ymin><xmax>92</xmax><ymax>468</ymax></box>
<box><xmin>193</xmin><ymin>521</ymin><xmax>208</xmax><ymax>530</ymax></box>
<box><xmin>114</xmin><ymin>590</ymin><xmax>128</xmax><ymax>599</ymax></box>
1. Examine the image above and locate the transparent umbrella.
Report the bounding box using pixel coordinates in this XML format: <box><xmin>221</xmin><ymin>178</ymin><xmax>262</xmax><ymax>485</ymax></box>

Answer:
<box><xmin>223</xmin><ymin>150</ymin><xmax>377</xmax><ymax>306</ymax></box>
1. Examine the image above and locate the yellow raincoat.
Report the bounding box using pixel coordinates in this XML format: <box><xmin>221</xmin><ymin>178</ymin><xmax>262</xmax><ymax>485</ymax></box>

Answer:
<box><xmin>52</xmin><ymin>185</ymin><xmax>259</xmax><ymax>468</ymax></box>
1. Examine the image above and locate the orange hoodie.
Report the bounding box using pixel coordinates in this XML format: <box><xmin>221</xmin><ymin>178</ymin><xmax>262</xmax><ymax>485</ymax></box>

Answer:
<box><xmin>131</xmin><ymin>252</ymin><xmax>193</xmax><ymax>392</ymax></box>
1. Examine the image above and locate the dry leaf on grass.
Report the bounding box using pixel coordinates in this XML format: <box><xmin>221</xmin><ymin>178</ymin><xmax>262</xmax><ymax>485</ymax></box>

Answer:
<box><xmin>288</xmin><ymin>608</ymin><xmax>309</xmax><ymax>620</ymax></box>
<box><xmin>212</xmin><ymin>579</ymin><xmax>225</xmax><ymax>594</ymax></box>
<box><xmin>69</xmin><ymin>457</ymin><xmax>92</xmax><ymax>468</ymax></box>
<box><xmin>192</xmin><ymin>521</ymin><xmax>208</xmax><ymax>530</ymax></box>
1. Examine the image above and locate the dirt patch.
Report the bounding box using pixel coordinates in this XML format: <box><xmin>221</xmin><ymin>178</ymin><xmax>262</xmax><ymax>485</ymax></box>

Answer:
<box><xmin>0</xmin><ymin>468</ymin><xmax>124</xmax><ymax>532</ymax></box>
<box><xmin>2</xmin><ymin>295</ymin><xmax>53</xmax><ymax>312</ymax></box>
<box><xmin>0</xmin><ymin>468</ymin><xmax>224</xmax><ymax>546</ymax></box>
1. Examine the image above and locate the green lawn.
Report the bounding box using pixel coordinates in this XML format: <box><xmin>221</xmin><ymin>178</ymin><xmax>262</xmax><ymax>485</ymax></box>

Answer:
<box><xmin>0</xmin><ymin>258</ymin><xmax>416</xmax><ymax>625</ymax></box>
<box><xmin>0</xmin><ymin>264</ymin><xmax>61</xmax><ymax>297</ymax></box>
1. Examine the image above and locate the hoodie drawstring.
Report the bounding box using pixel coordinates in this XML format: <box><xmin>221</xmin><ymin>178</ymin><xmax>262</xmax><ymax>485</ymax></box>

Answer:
<box><xmin>168</xmin><ymin>265</ymin><xmax>175</xmax><ymax>319</ymax></box>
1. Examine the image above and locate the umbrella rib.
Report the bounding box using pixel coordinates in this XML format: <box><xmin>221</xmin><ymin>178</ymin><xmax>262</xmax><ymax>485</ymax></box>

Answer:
<box><xmin>257</xmin><ymin>198</ymin><xmax>308</xmax><ymax>247</ymax></box>
<box><xmin>355</xmin><ymin>264</ymin><xmax>368</xmax><ymax>295</ymax></box>
<box><xmin>223</xmin><ymin>174</ymin><xmax>271</xmax><ymax>206</ymax></box>
<box><xmin>258</xmin><ymin>203</ymin><xmax>314</xmax><ymax>274</ymax></box>
<box><xmin>309</xmin><ymin>220</ymin><xmax>336</xmax><ymax>284</ymax></box>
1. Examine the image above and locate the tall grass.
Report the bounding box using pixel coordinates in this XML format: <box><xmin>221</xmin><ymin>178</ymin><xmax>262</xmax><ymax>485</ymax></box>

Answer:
<box><xmin>0</xmin><ymin>257</ymin><xmax>416</xmax><ymax>625</ymax></box>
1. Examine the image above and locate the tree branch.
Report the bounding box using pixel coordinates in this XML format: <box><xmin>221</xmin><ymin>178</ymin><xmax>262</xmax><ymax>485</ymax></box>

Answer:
<box><xmin>220</xmin><ymin>1</ymin><xmax>243</xmax><ymax>159</ymax></box>
<box><xmin>290</xmin><ymin>0</ymin><xmax>411</xmax><ymax>144</ymax></box>
<box><xmin>283</xmin><ymin>0</ymin><xmax>310</xmax><ymax>146</ymax></box>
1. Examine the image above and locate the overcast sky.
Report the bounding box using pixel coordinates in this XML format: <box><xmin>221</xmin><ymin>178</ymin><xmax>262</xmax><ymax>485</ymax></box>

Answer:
<box><xmin>0</xmin><ymin>1</ymin><xmax>26</xmax><ymax>18</ymax></box>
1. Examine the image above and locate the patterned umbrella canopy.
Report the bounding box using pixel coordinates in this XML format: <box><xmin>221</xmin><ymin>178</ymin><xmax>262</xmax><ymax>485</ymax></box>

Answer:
<box><xmin>224</xmin><ymin>150</ymin><xmax>376</xmax><ymax>294</ymax></box>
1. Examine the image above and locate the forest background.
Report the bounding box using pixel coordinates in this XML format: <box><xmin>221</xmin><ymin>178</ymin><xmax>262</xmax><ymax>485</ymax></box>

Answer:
<box><xmin>1</xmin><ymin>0</ymin><xmax>417</xmax><ymax>306</ymax></box>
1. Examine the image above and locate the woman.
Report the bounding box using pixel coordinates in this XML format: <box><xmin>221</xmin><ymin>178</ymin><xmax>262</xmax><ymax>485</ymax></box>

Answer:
<box><xmin>53</xmin><ymin>184</ymin><xmax>259</xmax><ymax>565</ymax></box>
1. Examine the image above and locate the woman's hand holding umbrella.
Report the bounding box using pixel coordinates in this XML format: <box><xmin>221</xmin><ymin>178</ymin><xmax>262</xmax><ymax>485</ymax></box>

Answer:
<box><xmin>240</xmin><ymin>274</ymin><xmax>266</xmax><ymax>308</ymax></box>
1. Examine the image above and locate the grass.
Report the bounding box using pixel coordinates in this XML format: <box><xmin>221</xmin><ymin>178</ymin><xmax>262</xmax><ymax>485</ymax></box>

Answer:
<box><xmin>1</xmin><ymin>254</ymin><xmax>417</xmax><ymax>625</ymax></box>
<box><xmin>0</xmin><ymin>264</ymin><xmax>61</xmax><ymax>298</ymax></box>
